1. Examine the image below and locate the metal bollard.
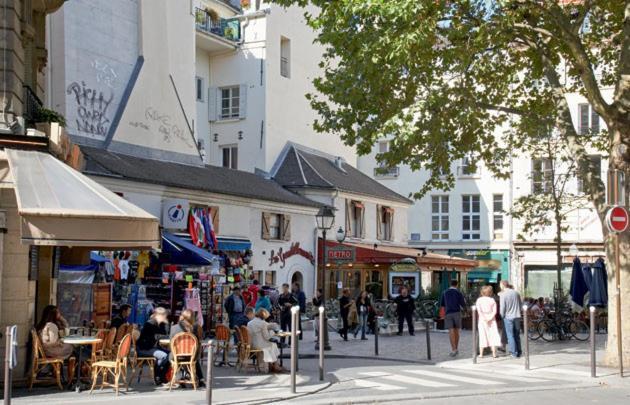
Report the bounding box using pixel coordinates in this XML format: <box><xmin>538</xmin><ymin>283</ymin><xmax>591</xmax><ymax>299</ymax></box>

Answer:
<box><xmin>522</xmin><ymin>304</ymin><xmax>529</xmax><ymax>370</ymax></box>
<box><xmin>425</xmin><ymin>319</ymin><xmax>432</xmax><ymax>361</ymax></box>
<box><xmin>290</xmin><ymin>306</ymin><xmax>299</xmax><ymax>394</ymax></box>
<box><xmin>472</xmin><ymin>306</ymin><xmax>477</xmax><ymax>364</ymax></box>
<box><xmin>374</xmin><ymin>317</ymin><xmax>379</xmax><ymax>356</ymax></box>
<box><xmin>4</xmin><ymin>326</ymin><xmax>12</xmax><ymax>405</ymax></box>
<box><xmin>206</xmin><ymin>340</ymin><xmax>214</xmax><ymax>404</ymax></box>
<box><xmin>590</xmin><ymin>306</ymin><xmax>596</xmax><ymax>378</ymax></box>
<box><xmin>318</xmin><ymin>306</ymin><xmax>325</xmax><ymax>381</ymax></box>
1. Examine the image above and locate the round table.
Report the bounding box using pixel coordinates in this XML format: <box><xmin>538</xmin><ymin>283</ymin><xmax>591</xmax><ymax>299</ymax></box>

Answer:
<box><xmin>274</xmin><ymin>331</ymin><xmax>300</xmax><ymax>367</ymax></box>
<box><xmin>62</xmin><ymin>336</ymin><xmax>102</xmax><ymax>392</ymax></box>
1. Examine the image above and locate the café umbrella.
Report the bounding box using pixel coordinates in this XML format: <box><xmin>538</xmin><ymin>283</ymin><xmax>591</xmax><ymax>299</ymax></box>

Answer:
<box><xmin>570</xmin><ymin>257</ymin><xmax>589</xmax><ymax>307</ymax></box>
<box><xmin>589</xmin><ymin>258</ymin><xmax>608</xmax><ymax>307</ymax></box>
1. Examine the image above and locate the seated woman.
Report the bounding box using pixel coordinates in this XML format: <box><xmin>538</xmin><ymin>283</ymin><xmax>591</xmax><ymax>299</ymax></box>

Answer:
<box><xmin>36</xmin><ymin>305</ymin><xmax>75</xmax><ymax>382</ymax></box>
<box><xmin>247</xmin><ymin>308</ymin><xmax>284</xmax><ymax>373</ymax></box>
<box><xmin>137</xmin><ymin>307</ymin><xmax>171</xmax><ymax>385</ymax></box>
<box><xmin>170</xmin><ymin>309</ymin><xmax>204</xmax><ymax>387</ymax></box>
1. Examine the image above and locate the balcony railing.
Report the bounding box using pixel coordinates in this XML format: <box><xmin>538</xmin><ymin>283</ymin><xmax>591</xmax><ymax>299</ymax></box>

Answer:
<box><xmin>23</xmin><ymin>85</ymin><xmax>43</xmax><ymax>128</ymax></box>
<box><xmin>195</xmin><ymin>8</ymin><xmax>241</xmax><ymax>42</ymax></box>
<box><xmin>374</xmin><ymin>166</ymin><xmax>399</xmax><ymax>178</ymax></box>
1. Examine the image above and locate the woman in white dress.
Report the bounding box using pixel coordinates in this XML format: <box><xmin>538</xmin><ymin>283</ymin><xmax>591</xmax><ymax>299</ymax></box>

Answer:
<box><xmin>475</xmin><ymin>285</ymin><xmax>502</xmax><ymax>358</ymax></box>
<box><xmin>247</xmin><ymin>308</ymin><xmax>284</xmax><ymax>373</ymax></box>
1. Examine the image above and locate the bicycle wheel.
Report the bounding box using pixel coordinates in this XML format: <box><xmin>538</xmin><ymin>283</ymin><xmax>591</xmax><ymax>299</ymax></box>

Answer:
<box><xmin>568</xmin><ymin>320</ymin><xmax>590</xmax><ymax>341</ymax></box>
<box><xmin>538</xmin><ymin>320</ymin><xmax>558</xmax><ymax>342</ymax></box>
<box><xmin>528</xmin><ymin>321</ymin><xmax>541</xmax><ymax>341</ymax></box>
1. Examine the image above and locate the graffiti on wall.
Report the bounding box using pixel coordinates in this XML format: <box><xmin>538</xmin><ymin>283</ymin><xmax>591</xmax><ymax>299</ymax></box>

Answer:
<box><xmin>66</xmin><ymin>81</ymin><xmax>114</xmax><ymax>138</ymax></box>
<box><xmin>141</xmin><ymin>106</ymin><xmax>193</xmax><ymax>148</ymax></box>
<box><xmin>91</xmin><ymin>59</ymin><xmax>118</xmax><ymax>88</ymax></box>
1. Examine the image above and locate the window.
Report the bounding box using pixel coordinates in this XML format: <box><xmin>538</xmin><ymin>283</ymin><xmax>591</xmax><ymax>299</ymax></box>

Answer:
<box><xmin>195</xmin><ymin>77</ymin><xmax>204</xmax><ymax>102</ymax></box>
<box><xmin>458</xmin><ymin>155</ymin><xmax>479</xmax><ymax>176</ymax></box>
<box><xmin>532</xmin><ymin>158</ymin><xmax>553</xmax><ymax>194</ymax></box>
<box><xmin>220</xmin><ymin>86</ymin><xmax>240</xmax><ymax>119</ymax></box>
<box><xmin>374</xmin><ymin>140</ymin><xmax>399</xmax><ymax>177</ymax></box>
<box><xmin>577</xmin><ymin>155</ymin><xmax>602</xmax><ymax>193</ymax></box>
<box><xmin>221</xmin><ymin>146</ymin><xmax>238</xmax><ymax>169</ymax></box>
<box><xmin>378</xmin><ymin>206</ymin><xmax>394</xmax><ymax>241</ymax></box>
<box><xmin>261</xmin><ymin>212</ymin><xmax>291</xmax><ymax>241</ymax></box>
<box><xmin>264</xmin><ymin>270</ymin><xmax>276</xmax><ymax>286</ymax></box>
<box><xmin>280</xmin><ymin>36</ymin><xmax>291</xmax><ymax>78</ymax></box>
<box><xmin>378</xmin><ymin>140</ymin><xmax>389</xmax><ymax>154</ymax></box>
<box><xmin>578</xmin><ymin>104</ymin><xmax>600</xmax><ymax>135</ymax></box>
<box><xmin>431</xmin><ymin>196</ymin><xmax>449</xmax><ymax>240</ymax></box>
<box><xmin>493</xmin><ymin>194</ymin><xmax>504</xmax><ymax>240</ymax></box>
<box><xmin>346</xmin><ymin>200</ymin><xmax>365</xmax><ymax>238</ymax></box>
<box><xmin>462</xmin><ymin>195</ymin><xmax>480</xmax><ymax>240</ymax></box>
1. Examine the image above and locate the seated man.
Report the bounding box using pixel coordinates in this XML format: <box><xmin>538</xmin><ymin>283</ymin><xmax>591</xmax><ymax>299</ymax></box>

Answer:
<box><xmin>111</xmin><ymin>304</ymin><xmax>131</xmax><ymax>330</ymax></box>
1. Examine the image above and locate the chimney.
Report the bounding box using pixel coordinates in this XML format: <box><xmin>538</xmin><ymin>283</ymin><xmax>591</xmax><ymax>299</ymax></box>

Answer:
<box><xmin>334</xmin><ymin>156</ymin><xmax>344</xmax><ymax>170</ymax></box>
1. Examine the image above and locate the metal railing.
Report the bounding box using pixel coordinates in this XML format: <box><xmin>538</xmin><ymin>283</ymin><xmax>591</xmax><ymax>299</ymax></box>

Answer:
<box><xmin>194</xmin><ymin>8</ymin><xmax>241</xmax><ymax>42</ymax></box>
<box><xmin>23</xmin><ymin>85</ymin><xmax>42</xmax><ymax>127</ymax></box>
<box><xmin>374</xmin><ymin>166</ymin><xmax>400</xmax><ymax>177</ymax></box>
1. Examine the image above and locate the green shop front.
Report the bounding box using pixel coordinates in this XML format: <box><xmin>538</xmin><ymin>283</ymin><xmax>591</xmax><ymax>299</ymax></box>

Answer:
<box><xmin>448</xmin><ymin>249</ymin><xmax>510</xmax><ymax>287</ymax></box>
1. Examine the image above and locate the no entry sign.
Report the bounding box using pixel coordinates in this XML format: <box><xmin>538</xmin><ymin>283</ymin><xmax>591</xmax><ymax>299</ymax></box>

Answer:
<box><xmin>605</xmin><ymin>205</ymin><xmax>629</xmax><ymax>233</ymax></box>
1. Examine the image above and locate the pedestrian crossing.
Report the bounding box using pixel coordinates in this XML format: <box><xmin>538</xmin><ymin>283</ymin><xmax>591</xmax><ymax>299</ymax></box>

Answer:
<box><xmin>347</xmin><ymin>364</ymin><xmax>588</xmax><ymax>393</ymax></box>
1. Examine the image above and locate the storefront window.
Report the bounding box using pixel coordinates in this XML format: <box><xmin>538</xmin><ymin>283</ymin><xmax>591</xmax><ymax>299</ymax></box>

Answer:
<box><xmin>264</xmin><ymin>270</ymin><xmax>276</xmax><ymax>287</ymax></box>
<box><xmin>525</xmin><ymin>265</ymin><xmax>572</xmax><ymax>298</ymax></box>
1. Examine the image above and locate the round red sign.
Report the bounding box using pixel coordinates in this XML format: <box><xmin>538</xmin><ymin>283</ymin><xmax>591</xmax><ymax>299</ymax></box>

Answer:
<box><xmin>605</xmin><ymin>205</ymin><xmax>629</xmax><ymax>233</ymax></box>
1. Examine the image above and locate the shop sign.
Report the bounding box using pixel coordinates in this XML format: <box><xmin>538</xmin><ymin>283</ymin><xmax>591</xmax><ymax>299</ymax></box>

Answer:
<box><xmin>162</xmin><ymin>198</ymin><xmax>189</xmax><ymax>229</ymax></box>
<box><xmin>327</xmin><ymin>246</ymin><xmax>355</xmax><ymax>263</ymax></box>
<box><xmin>269</xmin><ymin>242</ymin><xmax>315</xmax><ymax>268</ymax></box>
<box><xmin>390</xmin><ymin>263</ymin><xmax>420</xmax><ymax>272</ymax></box>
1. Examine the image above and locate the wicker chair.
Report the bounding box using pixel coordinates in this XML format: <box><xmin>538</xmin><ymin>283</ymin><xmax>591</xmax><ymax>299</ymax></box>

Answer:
<box><xmin>89</xmin><ymin>334</ymin><xmax>132</xmax><ymax>395</ymax></box>
<box><xmin>169</xmin><ymin>332</ymin><xmax>199</xmax><ymax>390</ymax></box>
<box><xmin>213</xmin><ymin>324</ymin><xmax>232</xmax><ymax>366</ymax></box>
<box><xmin>102</xmin><ymin>327</ymin><xmax>118</xmax><ymax>360</ymax></box>
<box><xmin>90</xmin><ymin>329</ymin><xmax>109</xmax><ymax>362</ymax></box>
<box><xmin>129</xmin><ymin>332</ymin><xmax>156</xmax><ymax>384</ymax></box>
<box><xmin>27</xmin><ymin>329</ymin><xmax>67</xmax><ymax>391</ymax></box>
<box><xmin>237</xmin><ymin>326</ymin><xmax>264</xmax><ymax>372</ymax></box>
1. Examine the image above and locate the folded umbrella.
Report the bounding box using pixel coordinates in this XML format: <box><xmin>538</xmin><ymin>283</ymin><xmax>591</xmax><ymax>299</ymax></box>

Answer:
<box><xmin>582</xmin><ymin>264</ymin><xmax>592</xmax><ymax>292</ymax></box>
<box><xmin>570</xmin><ymin>257</ymin><xmax>589</xmax><ymax>307</ymax></box>
<box><xmin>589</xmin><ymin>258</ymin><xmax>608</xmax><ymax>307</ymax></box>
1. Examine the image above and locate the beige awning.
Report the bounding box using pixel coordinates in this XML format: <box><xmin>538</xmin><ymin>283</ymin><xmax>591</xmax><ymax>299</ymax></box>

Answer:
<box><xmin>5</xmin><ymin>148</ymin><xmax>160</xmax><ymax>248</ymax></box>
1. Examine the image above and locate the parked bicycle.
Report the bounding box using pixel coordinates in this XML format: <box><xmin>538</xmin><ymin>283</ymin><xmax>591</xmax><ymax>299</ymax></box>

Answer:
<box><xmin>530</xmin><ymin>311</ymin><xmax>589</xmax><ymax>342</ymax></box>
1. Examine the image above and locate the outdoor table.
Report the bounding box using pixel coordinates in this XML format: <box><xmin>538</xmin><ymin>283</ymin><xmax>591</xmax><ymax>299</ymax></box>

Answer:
<box><xmin>274</xmin><ymin>331</ymin><xmax>300</xmax><ymax>367</ymax></box>
<box><xmin>159</xmin><ymin>338</ymin><xmax>170</xmax><ymax>347</ymax></box>
<box><xmin>62</xmin><ymin>335</ymin><xmax>102</xmax><ymax>392</ymax></box>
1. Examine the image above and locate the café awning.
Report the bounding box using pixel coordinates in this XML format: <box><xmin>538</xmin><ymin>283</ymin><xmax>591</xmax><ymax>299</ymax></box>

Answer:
<box><xmin>5</xmin><ymin>148</ymin><xmax>160</xmax><ymax>248</ymax></box>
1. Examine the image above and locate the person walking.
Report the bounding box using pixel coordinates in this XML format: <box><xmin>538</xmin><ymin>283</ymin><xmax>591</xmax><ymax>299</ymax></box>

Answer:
<box><xmin>475</xmin><ymin>285</ymin><xmax>502</xmax><ymax>358</ymax></box>
<box><xmin>339</xmin><ymin>289</ymin><xmax>352</xmax><ymax>341</ymax></box>
<box><xmin>312</xmin><ymin>289</ymin><xmax>324</xmax><ymax>340</ymax></box>
<box><xmin>278</xmin><ymin>283</ymin><xmax>298</xmax><ymax>336</ymax></box>
<box><xmin>292</xmin><ymin>282</ymin><xmax>306</xmax><ymax>340</ymax></box>
<box><xmin>394</xmin><ymin>286</ymin><xmax>415</xmax><ymax>336</ymax></box>
<box><xmin>439</xmin><ymin>280</ymin><xmax>466</xmax><ymax>357</ymax></box>
<box><xmin>355</xmin><ymin>291</ymin><xmax>371</xmax><ymax>340</ymax></box>
<box><xmin>499</xmin><ymin>280</ymin><xmax>523</xmax><ymax>358</ymax></box>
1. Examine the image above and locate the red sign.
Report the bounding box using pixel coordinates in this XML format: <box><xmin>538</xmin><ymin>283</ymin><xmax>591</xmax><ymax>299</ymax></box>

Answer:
<box><xmin>327</xmin><ymin>246</ymin><xmax>355</xmax><ymax>262</ymax></box>
<box><xmin>605</xmin><ymin>206</ymin><xmax>629</xmax><ymax>233</ymax></box>
<box><xmin>269</xmin><ymin>242</ymin><xmax>314</xmax><ymax>268</ymax></box>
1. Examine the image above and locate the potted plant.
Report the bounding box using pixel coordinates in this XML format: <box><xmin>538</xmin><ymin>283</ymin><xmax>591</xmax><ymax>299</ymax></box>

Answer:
<box><xmin>205</xmin><ymin>7</ymin><xmax>219</xmax><ymax>25</ymax></box>
<box><xmin>241</xmin><ymin>0</ymin><xmax>251</xmax><ymax>8</ymax></box>
<box><xmin>36</xmin><ymin>107</ymin><xmax>66</xmax><ymax>127</ymax></box>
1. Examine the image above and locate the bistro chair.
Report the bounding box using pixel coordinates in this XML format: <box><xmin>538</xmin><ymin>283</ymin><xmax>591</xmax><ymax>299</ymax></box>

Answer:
<box><xmin>237</xmin><ymin>326</ymin><xmax>263</xmax><ymax>373</ymax></box>
<box><xmin>90</xmin><ymin>329</ymin><xmax>109</xmax><ymax>363</ymax></box>
<box><xmin>129</xmin><ymin>332</ymin><xmax>156</xmax><ymax>384</ymax></box>
<box><xmin>27</xmin><ymin>329</ymin><xmax>66</xmax><ymax>391</ymax></box>
<box><xmin>102</xmin><ymin>327</ymin><xmax>118</xmax><ymax>360</ymax></box>
<box><xmin>114</xmin><ymin>323</ymin><xmax>130</xmax><ymax>346</ymax></box>
<box><xmin>169</xmin><ymin>332</ymin><xmax>199</xmax><ymax>391</ymax></box>
<box><xmin>213</xmin><ymin>324</ymin><xmax>232</xmax><ymax>366</ymax></box>
<box><xmin>232</xmin><ymin>326</ymin><xmax>244</xmax><ymax>369</ymax></box>
<box><xmin>89</xmin><ymin>333</ymin><xmax>132</xmax><ymax>395</ymax></box>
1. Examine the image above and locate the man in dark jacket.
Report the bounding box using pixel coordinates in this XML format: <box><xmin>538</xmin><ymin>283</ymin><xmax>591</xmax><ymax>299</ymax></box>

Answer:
<box><xmin>111</xmin><ymin>304</ymin><xmax>131</xmax><ymax>330</ymax></box>
<box><xmin>292</xmin><ymin>282</ymin><xmax>306</xmax><ymax>340</ymax></box>
<box><xmin>224</xmin><ymin>286</ymin><xmax>247</xmax><ymax>343</ymax></box>
<box><xmin>137</xmin><ymin>307</ymin><xmax>171</xmax><ymax>384</ymax></box>
<box><xmin>278</xmin><ymin>283</ymin><xmax>298</xmax><ymax>337</ymax></box>
<box><xmin>394</xmin><ymin>286</ymin><xmax>415</xmax><ymax>336</ymax></box>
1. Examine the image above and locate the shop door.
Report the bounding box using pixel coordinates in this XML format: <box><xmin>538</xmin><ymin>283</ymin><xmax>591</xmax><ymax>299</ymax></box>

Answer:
<box><xmin>343</xmin><ymin>270</ymin><xmax>362</xmax><ymax>298</ymax></box>
<box><xmin>92</xmin><ymin>283</ymin><xmax>112</xmax><ymax>328</ymax></box>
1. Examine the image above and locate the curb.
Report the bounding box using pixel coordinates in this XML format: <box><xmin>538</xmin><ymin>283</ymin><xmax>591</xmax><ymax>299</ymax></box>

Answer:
<box><xmin>215</xmin><ymin>381</ymin><xmax>334</xmax><ymax>405</ymax></box>
<box><xmin>282</xmin><ymin>353</ymin><xmax>435</xmax><ymax>365</ymax></box>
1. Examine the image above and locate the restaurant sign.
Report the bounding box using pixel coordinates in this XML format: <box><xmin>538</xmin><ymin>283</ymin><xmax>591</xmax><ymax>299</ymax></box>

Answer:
<box><xmin>327</xmin><ymin>245</ymin><xmax>355</xmax><ymax>263</ymax></box>
<box><xmin>269</xmin><ymin>242</ymin><xmax>315</xmax><ymax>268</ymax></box>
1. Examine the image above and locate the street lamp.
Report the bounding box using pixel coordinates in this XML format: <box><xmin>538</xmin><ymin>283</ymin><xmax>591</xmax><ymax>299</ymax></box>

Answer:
<box><xmin>316</xmin><ymin>205</ymin><xmax>335</xmax><ymax>351</ymax></box>
<box><xmin>335</xmin><ymin>226</ymin><xmax>346</xmax><ymax>243</ymax></box>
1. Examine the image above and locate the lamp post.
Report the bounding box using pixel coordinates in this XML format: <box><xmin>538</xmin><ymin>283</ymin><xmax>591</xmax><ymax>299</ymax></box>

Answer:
<box><xmin>316</xmin><ymin>206</ymin><xmax>336</xmax><ymax>351</ymax></box>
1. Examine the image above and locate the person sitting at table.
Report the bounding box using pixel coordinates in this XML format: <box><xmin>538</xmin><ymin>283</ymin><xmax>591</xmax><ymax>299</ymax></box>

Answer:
<box><xmin>247</xmin><ymin>308</ymin><xmax>285</xmax><ymax>373</ymax></box>
<box><xmin>111</xmin><ymin>304</ymin><xmax>131</xmax><ymax>330</ymax></box>
<box><xmin>137</xmin><ymin>307</ymin><xmax>171</xmax><ymax>385</ymax></box>
<box><xmin>36</xmin><ymin>305</ymin><xmax>75</xmax><ymax>383</ymax></box>
<box><xmin>170</xmin><ymin>309</ymin><xmax>204</xmax><ymax>387</ymax></box>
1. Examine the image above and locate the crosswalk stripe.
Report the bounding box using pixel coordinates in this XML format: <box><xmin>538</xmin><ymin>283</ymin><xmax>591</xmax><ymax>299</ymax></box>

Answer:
<box><xmin>445</xmin><ymin>368</ymin><xmax>550</xmax><ymax>383</ymax></box>
<box><xmin>405</xmin><ymin>369</ymin><xmax>505</xmax><ymax>385</ymax></box>
<box><xmin>354</xmin><ymin>378</ymin><xmax>402</xmax><ymax>391</ymax></box>
<box><xmin>360</xmin><ymin>371</ymin><xmax>455</xmax><ymax>388</ymax></box>
<box><xmin>501</xmin><ymin>364</ymin><xmax>592</xmax><ymax>377</ymax></box>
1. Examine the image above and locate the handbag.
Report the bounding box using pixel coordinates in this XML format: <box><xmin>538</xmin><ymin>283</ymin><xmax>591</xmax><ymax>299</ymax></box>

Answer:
<box><xmin>439</xmin><ymin>306</ymin><xmax>446</xmax><ymax>319</ymax></box>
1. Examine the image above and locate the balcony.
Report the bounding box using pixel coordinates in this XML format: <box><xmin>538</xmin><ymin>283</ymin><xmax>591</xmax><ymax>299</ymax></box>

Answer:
<box><xmin>23</xmin><ymin>85</ymin><xmax>43</xmax><ymax>128</ymax></box>
<box><xmin>374</xmin><ymin>166</ymin><xmax>399</xmax><ymax>178</ymax></box>
<box><xmin>195</xmin><ymin>8</ymin><xmax>241</xmax><ymax>54</ymax></box>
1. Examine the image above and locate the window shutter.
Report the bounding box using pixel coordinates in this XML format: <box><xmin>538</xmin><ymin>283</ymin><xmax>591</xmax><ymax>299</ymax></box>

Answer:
<box><xmin>208</xmin><ymin>87</ymin><xmax>217</xmax><ymax>122</ymax></box>
<box><xmin>209</xmin><ymin>206</ymin><xmax>220</xmax><ymax>235</ymax></box>
<box><xmin>239</xmin><ymin>84</ymin><xmax>247</xmax><ymax>119</ymax></box>
<box><xmin>578</xmin><ymin>104</ymin><xmax>589</xmax><ymax>135</ymax></box>
<box><xmin>345</xmin><ymin>199</ymin><xmax>352</xmax><ymax>235</ymax></box>
<box><xmin>261</xmin><ymin>212</ymin><xmax>271</xmax><ymax>240</ymax></box>
<box><xmin>591</xmin><ymin>108</ymin><xmax>600</xmax><ymax>133</ymax></box>
<box><xmin>360</xmin><ymin>206</ymin><xmax>366</xmax><ymax>238</ymax></box>
<box><xmin>387</xmin><ymin>209</ymin><xmax>394</xmax><ymax>241</ymax></box>
<box><xmin>281</xmin><ymin>214</ymin><xmax>291</xmax><ymax>241</ymax></box>
<box><xmin>376</xmin><ymin>204</ymin><xmax>382</xmax><ymax>240</ymax></box>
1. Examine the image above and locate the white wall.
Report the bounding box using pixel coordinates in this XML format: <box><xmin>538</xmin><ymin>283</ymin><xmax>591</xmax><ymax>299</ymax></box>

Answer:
<box><xmin>90</xmin><ymin>176</ymin><xmax>319</xmax><ymax>296</ymax></box>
